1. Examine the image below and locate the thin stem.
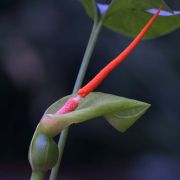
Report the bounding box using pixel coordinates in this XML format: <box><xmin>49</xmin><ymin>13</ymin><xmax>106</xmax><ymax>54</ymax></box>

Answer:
<box><xmin>91</xmin><ymin>0</ymin><xmax>99</xmax><ymax>23</ymax></box>
<box><xmin>73</xmin><ymin>21</ymin><xmax>102</xmax><ymax>91</ymax></box>
<box><xmin>49</xmin><ymin>19</ymin><xmax>103</xmax><ymax>180</ymax></box>
<box><xmin>31</xmin><ymin>171</ymin><xmax>45</xmax><ymax>180</ymax></box>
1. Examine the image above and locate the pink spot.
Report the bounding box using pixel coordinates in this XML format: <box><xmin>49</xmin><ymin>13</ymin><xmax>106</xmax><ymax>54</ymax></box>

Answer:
<box><xmin>55</xmin><ymin>97</ymin><xmax>79</xmax><ymax>115</ymax></box>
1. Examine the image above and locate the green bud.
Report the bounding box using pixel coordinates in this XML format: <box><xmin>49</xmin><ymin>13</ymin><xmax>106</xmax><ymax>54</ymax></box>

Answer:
<box><xmin>29</xmin><ymin>133</ymin><xmax>59</xmax><ymax>172</ymax></box>
<box><xmin>30</xmin><ymin>171</ymin><xmax>45</xmax><ymax>180</ymax></box>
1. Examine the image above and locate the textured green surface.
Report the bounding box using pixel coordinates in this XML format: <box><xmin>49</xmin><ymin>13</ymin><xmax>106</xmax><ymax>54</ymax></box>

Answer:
<box><xmin>29</xmin><ymin>132</ymin><xmax>59</xmax><ymax>171</ymax></box>
<box><xmin>41</xmin><ymin>92</ymin><xmax>150</xmax><ymax>135</ymax></box>
<box><xmin>80</xmin><ymin>0</ymin><xmax>180</xmax><ymax>38</ymax></box>
<box><xmin>30</xmin><ymin>171</ymin><xmax>45</xmax><ymax>180</ymax></box>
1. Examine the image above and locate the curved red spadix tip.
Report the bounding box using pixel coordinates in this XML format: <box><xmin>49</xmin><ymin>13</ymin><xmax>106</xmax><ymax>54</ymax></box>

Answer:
<box><xmin>78</xmin><ymin>6</ymin><xmax>162</xmax><ymax>98</ymax></box>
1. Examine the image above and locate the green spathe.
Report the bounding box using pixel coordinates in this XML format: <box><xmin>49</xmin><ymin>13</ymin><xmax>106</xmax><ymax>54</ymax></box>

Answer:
<box><xmin>40</xmin><ymin>92</ymin><xmax>150</xmax><ymax>136</ymax></box>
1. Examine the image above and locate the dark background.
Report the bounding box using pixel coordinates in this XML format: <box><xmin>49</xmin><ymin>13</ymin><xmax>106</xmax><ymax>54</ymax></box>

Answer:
<box><xmin>0</xmin><ymin>0</ymin><xmax>180</xmax><ymax>179</ymax></box>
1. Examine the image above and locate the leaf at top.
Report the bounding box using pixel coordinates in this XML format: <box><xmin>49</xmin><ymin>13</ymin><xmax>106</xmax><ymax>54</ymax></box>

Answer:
<box><xmin>40</xmin><ymin>92</ymin><xmax>150</xmax><ymax>137</ymax></box>
<box><xmin>80</xmin><ymin>0</ymin><xmax>180</xmax><ymax>38</ymax></box>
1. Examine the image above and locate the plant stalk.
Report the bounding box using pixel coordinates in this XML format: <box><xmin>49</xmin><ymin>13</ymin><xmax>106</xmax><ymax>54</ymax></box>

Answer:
<box><xmin>31</xmin><ymin>171</ymin><xmax>45</xmax><ymax>180</ymax></box>
<box><xmin>49</xmin><ymin>15</ymin><xmax>103</xmax><ymax>180</ymax></box>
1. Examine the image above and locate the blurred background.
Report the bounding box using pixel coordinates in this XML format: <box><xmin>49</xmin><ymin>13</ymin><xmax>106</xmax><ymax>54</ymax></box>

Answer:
<box><xmin>0</xmin><ymin>0</ymin><xmax>180</xmax><ymax>179</ymax></box>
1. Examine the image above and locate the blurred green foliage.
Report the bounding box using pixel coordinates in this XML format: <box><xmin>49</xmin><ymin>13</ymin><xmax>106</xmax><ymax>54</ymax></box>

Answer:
<box><xmin>80</xmin><ymin>0</ymin><xmax>180</xmax><ymax>38</ymax></box>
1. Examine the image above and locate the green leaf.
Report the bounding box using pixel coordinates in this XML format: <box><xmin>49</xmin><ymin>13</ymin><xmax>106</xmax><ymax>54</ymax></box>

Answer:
<box><xmin>40</xmin><ymin>92</ymin><xmax>150</xmax><ymax>136</ymax></box>
<box><xmin>80</xmin><ymin>0</ymin><xmax>94</xmax><ymax>18</ymax></box>
<box><xmin>80</xmin><ymin>0</ymin><xmax>180</xmax><ymax>38</ymax></box>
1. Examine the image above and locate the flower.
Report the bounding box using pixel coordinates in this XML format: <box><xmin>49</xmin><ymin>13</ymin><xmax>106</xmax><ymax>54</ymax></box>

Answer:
<box><xmin>147</xmin><ymin>8</ymin><xmax>180</xmax><ymax>16</ymax></box>
<box><xmin>97</xmin><ymin>3</ymin><xmax>109</xmax><ymax>15</ymax></box>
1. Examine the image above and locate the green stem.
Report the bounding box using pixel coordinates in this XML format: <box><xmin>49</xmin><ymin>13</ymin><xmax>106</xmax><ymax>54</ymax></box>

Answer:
<box><xmin>31</xmin><ymin>171</ymin><xmax>45</xmax><ymax>180</ymax></box>
<box><xmin>49</xmin><ymin>13</ymin><xmax>103</xmax><ymax>180</ymax></box>
<box><xmin>91</xmin><ymin>0</ymin><xmax>99</xmax><ymax>23</ymax></box>
<box><xmin>73</xmin><ymin>21</ymin><xmax>102</xmax><ymax>92</ymax></box>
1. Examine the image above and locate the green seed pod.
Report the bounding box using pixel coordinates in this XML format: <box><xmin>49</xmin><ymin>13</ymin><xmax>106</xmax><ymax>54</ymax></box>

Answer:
<box><xmin>29</xmin><ymin>132</ymin><xmax>59</xmax><ymax>173</ymax></box>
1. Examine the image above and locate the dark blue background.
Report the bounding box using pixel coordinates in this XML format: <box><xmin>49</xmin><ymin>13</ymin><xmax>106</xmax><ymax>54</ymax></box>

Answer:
<box><xmin>0</xmin><ymin>0</ymin><xmax>180</xmax><ymax>179</ymax></box>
